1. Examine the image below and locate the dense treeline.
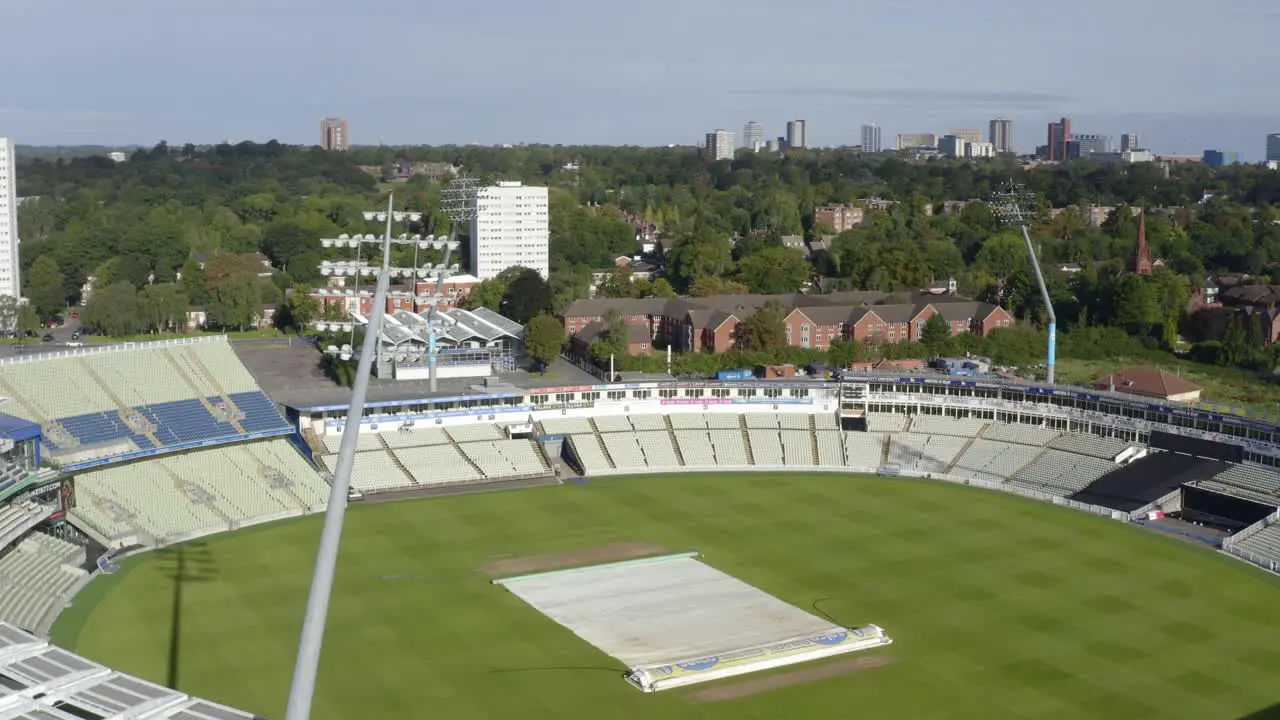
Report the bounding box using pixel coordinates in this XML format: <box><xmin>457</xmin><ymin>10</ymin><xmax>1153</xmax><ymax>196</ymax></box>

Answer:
<box><xmin>14</xmin><ymin>142</ymin><xmax>1280</xmax><ymax>360</ymax></box>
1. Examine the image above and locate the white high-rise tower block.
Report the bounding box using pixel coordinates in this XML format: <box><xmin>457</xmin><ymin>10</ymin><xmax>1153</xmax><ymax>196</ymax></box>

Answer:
<box><xmin>0</xmin><ymin>139</ymin><xmax>20</xmax><ymax>299</ymax></box>
<box><xmin>469</xmin><ymin>181</ymin><xmax>550</xmax><ymax>281</ymax></box>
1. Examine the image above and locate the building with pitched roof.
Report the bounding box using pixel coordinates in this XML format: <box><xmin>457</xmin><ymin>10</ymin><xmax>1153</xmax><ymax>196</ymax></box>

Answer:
<box><xmin>559</xmin><ymin>291</ymin><xmax>1013</xmax><ymax>354</ymax></box>
<box><xmin>1093</xmin><ymin>366</ymin><xmax>1202</xmax><ymax>403</ymax></box>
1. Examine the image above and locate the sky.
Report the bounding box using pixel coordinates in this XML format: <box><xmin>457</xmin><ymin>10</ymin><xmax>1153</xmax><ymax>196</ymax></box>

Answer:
<box><xmin>2</xmin><ymin>0</ymin><xmax>1279</xmax><ymax>158</ymax></box>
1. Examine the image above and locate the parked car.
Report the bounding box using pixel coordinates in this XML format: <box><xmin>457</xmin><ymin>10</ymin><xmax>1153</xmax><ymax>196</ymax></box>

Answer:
<box><xmin>41</xmin><ymin>334</ymin><xmax>55</xmax><ymax>342</ymax></box>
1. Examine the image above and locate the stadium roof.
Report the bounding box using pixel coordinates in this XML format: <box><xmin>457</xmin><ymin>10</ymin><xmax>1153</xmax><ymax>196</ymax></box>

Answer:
<box><xmin>0</xmin><ymin>624</ymin><xmax>260</xmax><ymax>720</ymax></box>
<box><xmin>370</xmin><ymin>309</ymin><xmax>522</xmax><ymax>349</ymax></box>
<box><xmin>0</xmin><ymin>413</ymin><xmax>40</xmax><ymax>444</ymax></box>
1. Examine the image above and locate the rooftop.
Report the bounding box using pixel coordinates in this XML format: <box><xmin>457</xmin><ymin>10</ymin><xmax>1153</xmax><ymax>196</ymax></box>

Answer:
<box><xmin>1094</xmin><ymin>366</ymin><xmax>1202</xmax><ymax>400</ymax></box>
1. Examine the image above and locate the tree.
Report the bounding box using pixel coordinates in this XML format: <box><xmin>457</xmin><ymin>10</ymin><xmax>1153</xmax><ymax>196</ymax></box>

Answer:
<box><xmin>138</xmin><ymin>283</ymin><xmax>189</xmax><ymax>332</ymax></box>
<box><xmin>179</xmin><ymin>259</ymin><xmax>208</xmax><ymax>306</ymax></box>
<box><xmin>668</xmin><ymin>232</ymin><xmax>733</xmax><ymax>292</ymax></box>
<box><xmin>737</xmin><ymin>302</ymin><xmax>787</xmax><ymax>351</ymax></box>
<box><xmin>25</xmin><ymin>256</ymin><xmax>65</xmax><ymax>320</ymax></box>
<box><xmin>589</xmin><ymin>309</ymin><xmax>630</xmax><ymax>363</ymax></box>
<box><xmin>16</xmin><ymin>304</ymin><xmax>40</xmax><ymax>342</ymax></box>
<box><xmin>82</xmin><ymin>282</ymin><xmax>144</xmax><ymax>337</ymax></box>
<box><xmin>0</xmin><ymin>295</ymin><xmax>20</xmax><ymax>332</ymax></box>
<box><xmin>523</xmin><ymin>312</ymin><xmax>564</xmax><ymax>369</ymax></box>
<box><xmin>736</xmin><ymin>246</ymin><xmax>810</xmax><ymax>294</ymax></box>
<box><xmin>279</xmin><ymin>286</ymin><xmax>320</xmax><ymax>332</ymax></box>
<box><xmin>827</xmin><ymin>337</ymin><xmax>868</xmax><ymax>369</ymax></box>
<box><xmin>920</xmin><ymin>313</ymin><xmax>952</xmax><ymax>353</ymax></box>
<box><xmin>205</xmin><ymin>272</ymin><xmax>262</xmax><ymax>330</ymax></box>
<box><xmin>650</xmin><ymin>278</ymin><xmax>676</xmax><ymax>298</ymax></box>
<box><xmin>502</xmin><ymin>269</ymin><xmax>552</xmax><ymax>324</ymax></box>
<box><xmin>462</xmin><ymin>278</ymin><xmax>507</xmax><ymax>312</ymax></box>
<box><xmin>689</xmin><ymin>276</ymin><xmax>748</xmax><ymax>297</ymax></box>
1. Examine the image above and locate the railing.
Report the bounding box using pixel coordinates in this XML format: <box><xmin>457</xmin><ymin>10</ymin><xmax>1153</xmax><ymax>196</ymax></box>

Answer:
<box><xmin>0</xmin><ymin>334</ymin><xmax>226</xmax><ymax>367</ymax></box>
<box><xmin>1223</xmin><ymin>546</ymin><xmax>1280</xmax><ymax>575</ymax></box>
<box><xmin>1223</xmin><ymin>508</ymin><xmax>1280</xmax><ymax>550</ymax></box>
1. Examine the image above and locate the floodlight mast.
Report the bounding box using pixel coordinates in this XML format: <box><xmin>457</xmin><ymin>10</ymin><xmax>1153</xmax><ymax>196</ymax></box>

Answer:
<box><xmin>991</xmin><ymin>182</ymin><xmax>1057</xmax><ymax>384</ymax></box>
<box><xmin>284</xmin><ymin>194</ymin><xmax>396</xmax><ymax>720</ymax></box>
<box><xmin>428</xmin><ymin>177</ymin><xmax>480</xmax><ymax>393</ymax></box>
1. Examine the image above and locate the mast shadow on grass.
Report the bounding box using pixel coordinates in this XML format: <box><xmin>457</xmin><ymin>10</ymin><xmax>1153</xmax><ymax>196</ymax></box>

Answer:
<box><xmin>152</xmin><ymin>541</ymin><xmax>220</xmax><ymax>690</ymax></box>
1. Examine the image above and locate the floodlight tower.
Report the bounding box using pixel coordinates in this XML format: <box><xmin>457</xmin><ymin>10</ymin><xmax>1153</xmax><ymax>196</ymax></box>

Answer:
<box><xmin>285</xmin><ymin>195</ymin><xmax>397</xmax><ymax>720</ymax></box>
<box><xmin>315</xmin><ymin>211</ymin><xmax>427</xmax><ymax>353</ymax></box>
<box><xmin>422</xmin><ymin>177</ymin><xmax>480</xmax><ymax>393</ymax></box>
<box><xmin>991</xmin><ymin>181</ymin><xmax>1057</xmax><ymax>384</ymax></box>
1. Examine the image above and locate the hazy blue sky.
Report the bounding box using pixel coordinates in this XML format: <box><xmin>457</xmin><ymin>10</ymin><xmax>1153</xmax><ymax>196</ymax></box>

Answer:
<box><xmin>3</xmin><ymin>0</ymin><xmax>1279</xmax><ymax>156</ymax></box>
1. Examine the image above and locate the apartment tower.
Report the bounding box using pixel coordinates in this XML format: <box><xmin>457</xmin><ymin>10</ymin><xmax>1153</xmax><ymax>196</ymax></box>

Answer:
<box><xmin>860</xmin><ymin>124</ymin><xmax>882</xmax><ymax>152</ymax></box>
<box><xmin>469</xmin><ymin>181</ymin><xmax>550</xmax><ymax>281</ymax></box>
<box><xmin>320</xmin><ymin>118</ymin><xmax>349</xmax><ymax>151</ymax></box>
<box><xmin>988</xmin><ymin>118</ymin><xmax>1014</xmax><ymax>153</ymax></box>
<box><xmin>0</xmin><ymin>139</ymin><xmax>19</xmax><ymax>299</ymax></box>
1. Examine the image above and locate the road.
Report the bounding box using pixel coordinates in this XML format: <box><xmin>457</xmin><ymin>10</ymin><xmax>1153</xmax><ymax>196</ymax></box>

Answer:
<box><xmin>0</xmin><ymin>315</ymin><xmax>85</xmax><ymax>359</ymax></box>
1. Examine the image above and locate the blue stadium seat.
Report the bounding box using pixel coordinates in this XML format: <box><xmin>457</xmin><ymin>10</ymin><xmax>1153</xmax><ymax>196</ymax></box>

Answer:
<box><xmin>44</xmin><ymin>393</ymin><xmax>288</xmax><ymax>457</ymax></box>
<box><xmin>229</xmin><ymin>392</ymin><xmax>289</xmax><ymax>433</ymax></box>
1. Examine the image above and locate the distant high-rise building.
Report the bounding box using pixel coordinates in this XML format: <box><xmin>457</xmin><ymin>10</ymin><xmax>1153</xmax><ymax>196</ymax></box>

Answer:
<box><xmin>470</xmin><ymin>181</ymin><xmax>549</xmax><ymax>281</ymax></box>
<box><xmin>766</xmin><ymin>138</ymin><xmax>781</xmax><ymax>153</ymax></box>
<box><xmin>1046</xmin><ymin>117</ymin><xmax>1071</xmax><ymax>161</ymax></box>
<box><xmin>704</xmin><ymin>130</ymin><xmax>735</xmax><ymax>161</ymax></box>
<box><xmin>988</xmin><ymin>118</ymin><xmax>1014</xmax><ymax>153</ymax></box>
<box><xmin>966</xmin><ymin>142</ymin><xmax>995</xmax><ymax>159</ymax></box>
<box><xmin>1202</xmin><ymin>150</ymin><xmax>1238</xmax><ymax>168</ymax></box>
<box><xmin>1120</xmin><ymin>133</ymin><xmax>1141</xmax><ymax>153</ymax></box>
<box><xmin>320</xmin><ymin>118</ymin><xmax>348</xmax><ymax>151</ymax></box>
<box><xmin>0</xmin><ymin>138</ymin><xmax>19</xmax><ymax>300</ymax></box>
<box><xmin>949</xmin><ymin>129</ymin><xmax>982</xmax><ymax>146</ymax></box>
<box><xmin>938</xmin><ymin>135</ymin><xmax>967</xmax><ymax>158</ymax></box>
<box><xmin>1066</xmin><ymin>134</ymin><xmax>1112</xmax><ymax>158</ymax></box>
<box><xmin>786</xmin><ymin>120</ymin><xmax>807</xmax><ymax>150</ymax></box>
<box><xmin>896</xmin><ymin>132</ymin><xmax>937</xmax><ymax>149</ymax></box>
<box><xmin>743</xmin><ymin>121</ymin><xmax>764</xmax><ymax>151</ymax></box>
<box><xmin>860</xmin><ymin>124</ymin><xmax>882</xmax><ymax>152</ymax></box>
<box><xmin>1267</xmin><ymin>134</ymin><xmax>1280</xmax><ymax>163</ymax></box>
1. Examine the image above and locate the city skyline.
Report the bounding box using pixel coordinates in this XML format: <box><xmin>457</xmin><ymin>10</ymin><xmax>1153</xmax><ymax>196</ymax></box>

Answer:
<box><xmin>2</xmin><ymin>0</ymin><xmax>1279</xmax><ymax>158</ymax></box>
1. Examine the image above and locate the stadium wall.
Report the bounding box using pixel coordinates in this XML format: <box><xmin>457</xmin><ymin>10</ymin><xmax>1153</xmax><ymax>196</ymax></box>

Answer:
<box><xmin>298</xmin><ymin>377</ymin><xmax>1280</xmax><ymax>467</ymax></box>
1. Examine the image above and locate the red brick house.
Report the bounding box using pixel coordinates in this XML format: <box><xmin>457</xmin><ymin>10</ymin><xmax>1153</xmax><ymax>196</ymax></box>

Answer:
<box><xmin>559</xmin><ymin>291</ymin><xmax>1013</xmax><ymax>354</ymax></box>
<box><xmin>569</xmin><ymin>320</ymin><xmax>654</xmax><ymax>356</ymax></box>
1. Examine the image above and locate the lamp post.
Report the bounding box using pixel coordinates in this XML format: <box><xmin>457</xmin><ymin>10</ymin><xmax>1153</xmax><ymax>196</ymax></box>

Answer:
<box><xmin>990</xmin><ymin>181</ymin><xmax>1057</xmax><ymax>384</ymax></box>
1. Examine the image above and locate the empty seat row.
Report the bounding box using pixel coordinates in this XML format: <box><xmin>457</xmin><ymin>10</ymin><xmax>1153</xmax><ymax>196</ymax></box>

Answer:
<box><xmin>0</xmin><ymin>533</ymin><xmax>86</xmax><ymax>631</ymax></box>
<box><xmin>981</xmin><ymin>422</ymin><xmax>1061</xmax><ymax>447</ymax></box>
<box><xmin>909</xmin><ymin>415</ymin><xmax>987</xmax><ymax>438</ymax></box>
<box><xmin>73</xmin><ymin>440</ymin><xmax>331</xmax><ymax>542</ymax></box>
<box><xmin>1048</xmin><ymin>434</ymin><xmax>1130</xmax><ymax>460</ymax></box>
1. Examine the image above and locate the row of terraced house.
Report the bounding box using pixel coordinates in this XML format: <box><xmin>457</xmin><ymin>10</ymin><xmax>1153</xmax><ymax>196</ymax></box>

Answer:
<box><xmin>559</xmin><ymin>291</ymin><xmax>1015</xmax><ymax>355</ymax></box>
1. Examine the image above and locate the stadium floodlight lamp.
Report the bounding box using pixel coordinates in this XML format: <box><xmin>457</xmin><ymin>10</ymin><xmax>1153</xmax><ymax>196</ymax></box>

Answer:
<box><xmin>990</xmin><ymin>180</ymin><xmax>1057</xmax><ymax>384</ymax></box>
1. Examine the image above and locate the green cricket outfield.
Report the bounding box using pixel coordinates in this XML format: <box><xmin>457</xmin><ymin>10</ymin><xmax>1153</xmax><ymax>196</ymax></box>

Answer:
<box><xmin>51</xmin><ymin>472</ymin><xmax>1280</xmax><ymax>719</ymax></box>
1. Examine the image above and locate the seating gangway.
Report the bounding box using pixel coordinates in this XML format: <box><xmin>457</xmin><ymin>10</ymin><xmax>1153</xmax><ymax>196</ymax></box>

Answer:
<box><xmin>74</xmin><ymin>360</ymin><xmax>163</xmax><ymax>448</ymax></box>
<box><xmin>160</xmin><ymin>351</ymin><xmax>247</xmax><ymax>435</ymax></box>
<box><xmin>178</xmin><ymin>348</ymin><xmax>249</xmax><ymax>435</ymax></box>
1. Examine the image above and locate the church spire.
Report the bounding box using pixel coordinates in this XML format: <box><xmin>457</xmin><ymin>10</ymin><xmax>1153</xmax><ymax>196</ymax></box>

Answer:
<box><xmin>1132</xmin><ymin>209</ymin><xmax>1152</xmax><ymax>276</ymax></box>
